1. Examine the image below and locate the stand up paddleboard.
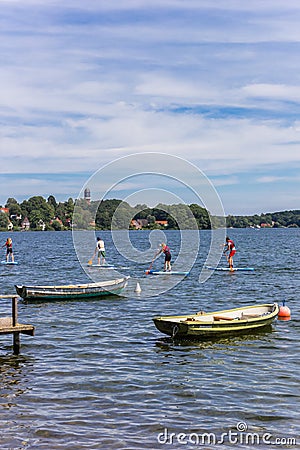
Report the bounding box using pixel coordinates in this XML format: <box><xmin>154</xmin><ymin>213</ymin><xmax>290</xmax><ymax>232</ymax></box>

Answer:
<box><xmin>205</xmin><ymin>266</ymin><xmax>254</xmax><ymax>272</ymax></box>
<box><xmin>87</xmin><ymin>264</ymin><xmax>115</xmax><ymax>269</ymax></box>
<box><xmin>145</xmin><ymin>270</ymin><xmax>190</xmax><ymax>276</ymax></box>
<box><xmin>1</xmin><ymin>261</ymin><xmax>18</xmax><ymax>265</ymax></box>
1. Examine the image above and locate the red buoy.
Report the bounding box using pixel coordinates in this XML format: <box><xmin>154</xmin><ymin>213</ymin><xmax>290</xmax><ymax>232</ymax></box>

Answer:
<box><xmin>278</xmin><ymin>301</ymin><xmax>291</xmax><ymax>318</ymax></box>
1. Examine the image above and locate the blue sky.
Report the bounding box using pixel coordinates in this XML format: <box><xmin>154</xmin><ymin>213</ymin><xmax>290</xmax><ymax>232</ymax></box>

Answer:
<box><xmin>0</xmin><ymin>0</ymin><xmax>299</xmax><ymax>215</ymax></box>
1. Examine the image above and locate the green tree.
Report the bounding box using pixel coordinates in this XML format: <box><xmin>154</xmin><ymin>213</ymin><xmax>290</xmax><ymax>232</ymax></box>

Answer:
<box><xmin>20</xmin><ymin>196</ymin><xmax>55</xmax><ymax>226</ymax></box>
<box><xmin>55</xmin><ymin>198</ymin><xmax>75</xmax><ymax>226</ymax></box>
<box><xmin>147</xmin><ymin>215</ymin><xmax>156</xmax><ymax>225</ymax></box>
<box><xmin>0</xmin><ymin>212</ymin><xmax>9</xmax><ymax>229</ymax></box>
<box><xmin>166</xmin><ymin>204</ymin><xmax>196</xmax><ymax>229</ymax></box>
<box><xmin>20</xmin><ymin>196</ymin><xmax>55</xmax><ymax>222</ymax></box>
<box><xmin>5</xmin><ymin>197</ymin><xmax>19</xmax><ymax>208</ymax></box>
<box><xmin>167</xmin><ymin>215</ymin><xmax>179</xmax><ymax>229</ymax></box>
<box><xmin>111</xmin><ymin>204</ymin><xmax>134</xmax><ymax>230</ymax></box>
<box><xmin>5</xmin><ymin>197</ymin><xmax>22</xmax><ymax>226</ymax></box>
<box><xmin>95</xmin><ymin>199</ymin><xmax>123</xmax><ymax>229</ymax></box>
<box><xmin>133</xmin><ymin>207</ymin><xmax>152</xmax><ymax>220</ymax></box>
<box><xmin>189</xmin><ymin>204</ymin><xmax>211</xmax><ymax>229</ymax></box>
<box><xmin>51</xmin><ymin>219</ymin><xmax>63</xmax><ymax>231</ymax></box>
<box><xmin>47</xmin><ymin>195</ymin><xmax>57</xmax><ymax>210</ymax></box>
<box><xmin>28</xmin><ymin>210</ymin><xmax>45</xmax><ymax>229</ymax></box>
<box><xmin>72</xmin><ymin>207</ymin><xmax>93</xmax><ymax>229</ymax></box>
<box><xmin>65</xmin><ymin>198</ymin><xmax>75</xmax><ymax>215</ymax></box>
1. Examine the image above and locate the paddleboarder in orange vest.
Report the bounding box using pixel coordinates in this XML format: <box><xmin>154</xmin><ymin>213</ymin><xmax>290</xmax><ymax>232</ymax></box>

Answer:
<box><xmin>2</xmin><ymin>237</ymin><xmax>14</xmax><ymax>263</ymax></box>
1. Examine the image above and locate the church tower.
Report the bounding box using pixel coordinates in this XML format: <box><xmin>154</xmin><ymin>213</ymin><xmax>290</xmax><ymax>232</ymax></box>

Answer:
<box><xmin>84</xmin><ymin>187</ymin><xmax>91</xmax><ymax>204</ymax></box>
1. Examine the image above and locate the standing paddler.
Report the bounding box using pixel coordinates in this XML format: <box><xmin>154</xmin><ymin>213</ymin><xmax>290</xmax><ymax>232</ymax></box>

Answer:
<box><xmin>2</xmin><ymin>237</ymin><xmax>14</xmax><ymax>263</ymax></box>
<box><xmin>223</xmin><ymin>236</ymin><xmax>236</xmax><ymax>271</ymax></box>
<box><xmin>158</xmin><ymin>242</ymin><xmax>172</xmax><ymax>272</ymax></box>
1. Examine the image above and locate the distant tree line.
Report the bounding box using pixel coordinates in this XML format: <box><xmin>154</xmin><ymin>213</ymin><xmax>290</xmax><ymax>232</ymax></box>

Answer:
<box><xmin>0</xmin><ymin>196</ymin><xmax>74</xmax><ymax>231</ymax></box>
<box><xmin>73</xmin><ymin>199</ymin><xmax>212</xmax><ymax>230</ymax></box>
<box><xmin>226</xmin><ymin>210</ymin><xmax>300</xmax><ymax>228</ymax></box>
<box><xmin>0</xmin><ymin>196</ymin><xmax>299</xmax><ymax>230</ymax></box>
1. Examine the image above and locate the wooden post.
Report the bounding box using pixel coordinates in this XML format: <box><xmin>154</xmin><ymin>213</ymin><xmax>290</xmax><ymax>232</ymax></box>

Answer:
<box><xmin>13</xmin><ymin>332</ymin><xmax>20</xmax><ymax>355</ymax></box>
<box><xmin>12</xmin><ymin>296</ymin><xmax>20</xmax><ymax>355</ymax></box>
<box><xmin>12</xmin><ymin>296</ymin><xmax>18</xmax><ymax>326</ymax></box>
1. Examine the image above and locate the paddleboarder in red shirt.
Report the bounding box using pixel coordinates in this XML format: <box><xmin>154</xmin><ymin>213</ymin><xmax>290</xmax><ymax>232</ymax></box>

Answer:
<box><xmin>158</xmin><ymin>243</ymin><xmax>172</xmax><ymax>272</ymax></box>
<box><xmin>145</xmin><ymin>242</ymin><xmax>172</xmax><ymax>274</ymax></box>
<box><xmin>223</xmin><ymin>237</ymin><xmax>236</xmax><ymax>271</ymax></box>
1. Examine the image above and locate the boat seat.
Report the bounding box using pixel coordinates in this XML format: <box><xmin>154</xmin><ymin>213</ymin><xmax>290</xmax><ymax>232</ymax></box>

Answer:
<box><xmin>183</xmin><ymin>316</ymin><xmax>214</xmax><ymax>323</ymax></box>
<box><xmin>241</xmin><ymin>313</ymin><xmax>262</xmax><ymax>319</ymax></box>
<box><xmin>213</xmin><ymin>315</ymin><xmax>235</xmax><ymax>321</ymax></box>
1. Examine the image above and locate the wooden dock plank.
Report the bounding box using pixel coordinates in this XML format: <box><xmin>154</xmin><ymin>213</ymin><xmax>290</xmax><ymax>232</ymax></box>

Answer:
<box><xmin>0</xmin><ymin>323</ymin><xmax>35</xmax><ymax>335</ymax></box>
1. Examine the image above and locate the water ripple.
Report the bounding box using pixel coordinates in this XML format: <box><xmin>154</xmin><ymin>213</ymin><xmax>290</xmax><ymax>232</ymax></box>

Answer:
<box><xmin>0</xmin><ymin>229</ymin><xmax>299</xmax><ymax>448</ymax></box>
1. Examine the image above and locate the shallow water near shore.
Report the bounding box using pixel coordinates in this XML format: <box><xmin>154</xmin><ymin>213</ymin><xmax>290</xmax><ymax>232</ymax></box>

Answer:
<box><xmin>0</xmin><ymin>229</ymin><xmax>299</xmax><ymax>449</ymax></box>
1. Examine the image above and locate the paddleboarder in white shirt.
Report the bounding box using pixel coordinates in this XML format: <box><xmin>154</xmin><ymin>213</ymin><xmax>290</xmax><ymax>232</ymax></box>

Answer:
<box><xmin>95</xmin><ymin>237</ymin><xmax>106</xmax><ymax>265</ymax></box>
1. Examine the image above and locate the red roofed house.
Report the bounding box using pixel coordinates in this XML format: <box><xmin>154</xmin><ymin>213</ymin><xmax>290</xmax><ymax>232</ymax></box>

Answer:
<box><xmin>155</xmin><ymin>220</ymin><xmax>168</xmax><ymax>227</ymax></box>
<box><xmin>21</xmin><ymin>217</ymin><xmax>30</xmax><ymax>230</ymax></box>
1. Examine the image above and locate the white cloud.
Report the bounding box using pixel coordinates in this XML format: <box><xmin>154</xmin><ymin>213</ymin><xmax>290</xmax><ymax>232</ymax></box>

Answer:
<box><xmin>243</xmin><ymin>84</ymin><xmax>300</xmax><ymax>102</ymax></box>
<box><xmin>256</xmin><ymin>175</ymin><xmax>300</xmax><ymax>183</ymax></box>
<box><xmin>0</xmin><ymin>1</ymin><xmax>300</xmax><ymax>212</ymax></box>
<box><xmin>1</xmin><ymin>107</ymin><xmax>300</xmax><ymax>177</ymax></box>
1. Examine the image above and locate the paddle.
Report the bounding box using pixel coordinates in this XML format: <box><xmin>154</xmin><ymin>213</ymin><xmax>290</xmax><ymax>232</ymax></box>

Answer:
<box><xmin>145</xmin><ymin>250</ymin><xmax>159</xmax><ymax>275</ymax></box>
<box><xmin>88</xmin><ymin>251</ymin><xmax>96</xmax><ymax>265</ymax></box>
<box><xmin>145</xmin><ymin>258</ymin><xmax>154</xmax><ymax>275</ymax></box>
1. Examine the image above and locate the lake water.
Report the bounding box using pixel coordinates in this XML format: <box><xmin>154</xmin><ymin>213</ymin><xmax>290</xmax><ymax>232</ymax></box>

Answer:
<box><xmin>0</xmin><ymin>229</ymin><xmax>299</xmax><ymax>449</ymax></box>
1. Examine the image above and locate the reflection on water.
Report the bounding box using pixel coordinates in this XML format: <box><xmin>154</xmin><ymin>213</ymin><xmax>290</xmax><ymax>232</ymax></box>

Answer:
<box><xmin>155</xmin><ymin>325</ymin><xmax>275</xmax><ymax>350</ymax></box>
<box><xmin>0</xmin><ymin>356</ymin><xmax>32</xmax><ymax>410</ymax></box>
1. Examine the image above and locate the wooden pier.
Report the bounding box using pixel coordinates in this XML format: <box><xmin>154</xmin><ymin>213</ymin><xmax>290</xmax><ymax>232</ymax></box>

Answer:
<box><xmin>0</xmin><ymin>295</ymin><xmax>35</xmax><ymax>355</ymax></box>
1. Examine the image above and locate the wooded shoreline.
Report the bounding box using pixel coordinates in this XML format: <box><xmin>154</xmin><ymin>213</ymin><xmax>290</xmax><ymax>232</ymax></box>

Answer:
<box><xmin>0</xmin><ymin>196</ymin><xmax>299</xmax><ymax>231</ymax></box>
